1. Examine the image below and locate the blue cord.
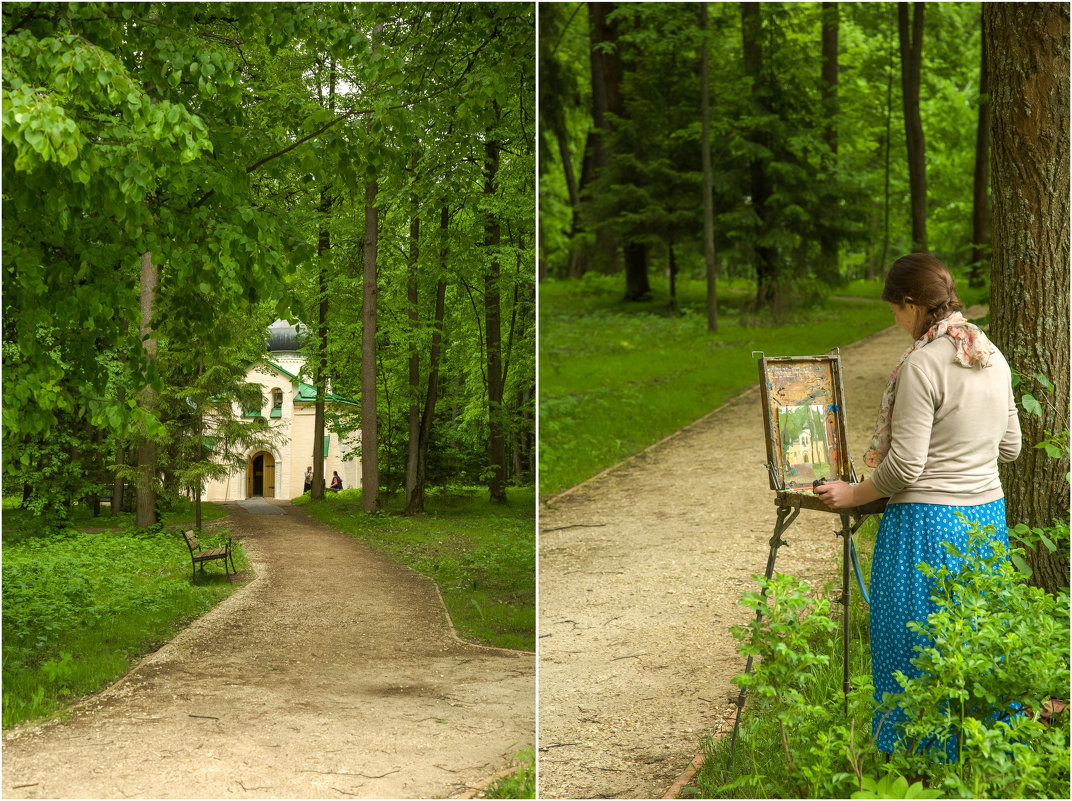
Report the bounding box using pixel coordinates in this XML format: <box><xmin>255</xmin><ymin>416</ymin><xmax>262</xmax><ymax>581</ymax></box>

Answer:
<box><xmin>850</xmin><ymin>538</ymin><xmax>871</xmax><ymax>605</ymax></box>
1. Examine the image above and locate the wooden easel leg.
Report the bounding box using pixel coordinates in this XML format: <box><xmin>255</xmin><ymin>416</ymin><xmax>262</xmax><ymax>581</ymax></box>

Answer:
<box><xmin>726</xmin><ymin>504</ymin><xmax>800</xmax><ymax>770</ymax></box>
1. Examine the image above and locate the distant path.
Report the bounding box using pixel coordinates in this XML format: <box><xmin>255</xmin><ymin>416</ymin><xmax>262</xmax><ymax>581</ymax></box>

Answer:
<box><xmin>2</xmin><ymin>501</ymin><xmax>535</xmax><ymax>799</ymax></box>
<box><xmin>537</xmin><ymin>313</ymin><xmax>981</xmax><ymax>799</ymax></box>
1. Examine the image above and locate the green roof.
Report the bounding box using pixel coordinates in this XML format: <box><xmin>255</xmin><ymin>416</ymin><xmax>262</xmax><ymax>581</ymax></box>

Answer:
<box><xmin>295</xmin><ymin>381</ymin><xmax>358</xmax><ymax>406</ymax></box>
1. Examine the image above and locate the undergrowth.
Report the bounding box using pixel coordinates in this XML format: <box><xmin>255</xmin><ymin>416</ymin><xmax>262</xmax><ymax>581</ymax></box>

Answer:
<box><xmin>484</xmin><ymin>745</ymin><xmax>536</xmax><ymax>798</ymax></box>
<box><xmin>2</xmin><ymin>509</ymin><xmax>245</xmax><ymax>729</ymax></box>
<box><xmin>691</xmin><ymin>521</ymin><xmax>1070</xmax><ymax>799</ymax></box>
<box><xmin>295</xmin><ymin>485</ymin><xmax>535</xmax><ymax>651</ymax></box>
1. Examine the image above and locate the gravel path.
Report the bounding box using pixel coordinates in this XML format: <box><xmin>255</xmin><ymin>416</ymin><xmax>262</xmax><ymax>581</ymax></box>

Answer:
<box><xmin>536</xmin><ymin>317</ymin><xmax>957</xmax><ymax>799</ymax></box>
<box><xmin>2</xmin><ymin>501</ymin><xmax>535</xmax><ymax>799</ymax></box>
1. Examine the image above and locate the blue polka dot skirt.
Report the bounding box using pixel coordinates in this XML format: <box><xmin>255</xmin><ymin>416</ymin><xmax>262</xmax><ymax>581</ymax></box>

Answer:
<box><xmin>869</xmin><ymin>499</ymin><xmax>1007</xmax><ymax>756</ymax></box>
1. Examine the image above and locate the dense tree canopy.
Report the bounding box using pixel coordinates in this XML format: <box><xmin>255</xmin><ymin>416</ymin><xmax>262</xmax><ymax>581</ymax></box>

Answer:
<box><xmin>3</xmin><ymin>2</ymin><xmax>535</xmax><ymax>527</ymax></box>
<box><xmin>540</xmin><ymin>2</ymin><xmax>992</xmax><ymax>301</ymax></box>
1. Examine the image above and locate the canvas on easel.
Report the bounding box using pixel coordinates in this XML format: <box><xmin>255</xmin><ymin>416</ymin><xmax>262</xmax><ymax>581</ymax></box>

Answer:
<box><xmin>757</xmin><ymin>354</ymin><xmax>852</xmax><ymax>512</ymax></box>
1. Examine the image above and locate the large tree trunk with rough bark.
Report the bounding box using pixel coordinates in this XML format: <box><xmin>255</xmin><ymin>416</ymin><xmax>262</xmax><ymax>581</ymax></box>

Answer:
<box><xmin>898</xmin><ymin>2</ymin><xmax>927</xmax><ymax>252</ymax></box>
<box><xmin>311</xmin><ymin>190</ymin><xmax>331</xmax><ymax>501</ymax></box>
<box><xmin>135</xmin><ymin>250</ymin><xmax>158</xmax><ymax>529</ymax></box>
<box><xmin>985</xmin><ymin>2</ymin><xmax>1070</xmax><ymax>594</ymax></box>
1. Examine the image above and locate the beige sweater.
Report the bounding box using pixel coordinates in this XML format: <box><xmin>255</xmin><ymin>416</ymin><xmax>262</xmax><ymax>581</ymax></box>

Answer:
<box><xmin>870</xmin><ymin>335</ymin><xmax>1022</xmax><ymax>506</ymax></box>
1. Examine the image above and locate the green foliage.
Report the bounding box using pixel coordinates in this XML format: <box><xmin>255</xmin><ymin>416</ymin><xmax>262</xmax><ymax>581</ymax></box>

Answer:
<box><xmin>484</xmin><ymin>745</ymin><xmax>536</xmax><ymax>799</ymax></box>
<box><xmin>296</xmin><ymin>486</ymin><xmax>535</xmax><ymax>651</ymax></box>
<box><xmin>697</xmin><ymin>519</ymin><xmax>1070</xmax><ymax>799</ymax></box>
<box><xmin>539</xmin><ymin>274</ymin><xmax>895</xmax><ymax>497</ymax></box>
<box><xmin>885</xmin><ymin>523</ymin><xmax>1070</xmax><ymax>798</ymax></box>
<box><xmin>2</xmin><ymin>520</ymin><xmax>245</xmax><ymax>728</ymax></box>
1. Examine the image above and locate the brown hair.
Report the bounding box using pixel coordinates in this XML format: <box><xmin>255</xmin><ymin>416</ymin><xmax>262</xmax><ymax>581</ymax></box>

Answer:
<box><xmin>881</xmin><ymin>253</ymin><xmax>963</xmax><ymax>339</ymax></box>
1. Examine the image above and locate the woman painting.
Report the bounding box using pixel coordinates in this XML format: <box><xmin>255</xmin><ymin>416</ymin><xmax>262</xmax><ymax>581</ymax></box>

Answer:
<box><xmin>815</xmin><ymin>252</ymin><xmax>1021</xmax><ymax>755</ymax></box>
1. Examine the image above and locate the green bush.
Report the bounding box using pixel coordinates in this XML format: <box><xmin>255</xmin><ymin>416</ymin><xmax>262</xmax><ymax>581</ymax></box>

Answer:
<box><xmin>706</xmin><ymin>524</ymin><xmax>1070</xmax><ymax>799</ymax></box>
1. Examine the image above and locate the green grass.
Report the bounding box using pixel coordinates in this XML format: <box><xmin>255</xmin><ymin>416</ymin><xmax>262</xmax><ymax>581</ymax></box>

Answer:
<box><xmin>2</xmin><ymin>502</ymin><xmax>245</xmax><ymax>729</ymax></box>
<box><xmin>540</xmin><ymin>274</ymin><xmax>899</xmax><ymax>498</ymax></box>
<box><xmin>687</xmin><ymin>517</ymin><xmax>879</xmax><ymax>798</ymax></box>
<box><xmin>295</xmin><ymin>486</ymin><xmax>535</xmax><ymax>652</ymax></box>
<box><xmin>1</xmin><ymin>496</ymin><xmax>228</xmax><ymax>532</ymax></box>
<box><xmin>485</xmin><ymin>745</ymin><xmax>536</xmax><ymax>798</ymax></box>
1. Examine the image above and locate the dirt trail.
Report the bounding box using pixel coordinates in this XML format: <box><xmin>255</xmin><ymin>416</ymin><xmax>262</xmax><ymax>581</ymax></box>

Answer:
<box><xmin>2</xmin><ymin>501</ymin><xmax>535</xmax><ymax>799</ymax></box>
<box><xmin>536</xmin><ymin>315</ymin><xmax>977</xmax><ymax>799</ymax></box>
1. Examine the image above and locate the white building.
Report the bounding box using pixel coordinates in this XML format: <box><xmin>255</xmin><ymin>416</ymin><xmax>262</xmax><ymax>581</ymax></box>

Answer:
<box><xmin>203</xmin><ymin>320</ymin><xmax>360</xmax><ymax>501</ymax></box>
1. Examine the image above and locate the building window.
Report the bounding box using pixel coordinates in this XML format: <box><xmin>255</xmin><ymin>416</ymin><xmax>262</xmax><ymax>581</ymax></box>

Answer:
<box><xmin>271</xmin><ymin>388</ymin><xmax>283</xmax><ymax>418</ymax></box>
<box><xmin>323</xmin><ymin>434</ymin><xmax>330</xmax><ymax>457</ymax></box>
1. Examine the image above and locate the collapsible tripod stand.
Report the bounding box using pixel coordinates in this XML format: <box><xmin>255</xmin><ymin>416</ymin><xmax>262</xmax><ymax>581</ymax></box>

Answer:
<box><xmin>724</xmin><ymin>473</ymin><xmax>887</xmax><ymax>769</ymax></box>
<box><xmin>724</xmin><ymin>353</ymin><xmax>887</xmax><ymax>770</ymax></box>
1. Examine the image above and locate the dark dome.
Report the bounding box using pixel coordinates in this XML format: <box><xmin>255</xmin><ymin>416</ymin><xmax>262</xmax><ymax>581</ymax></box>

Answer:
<box><xmin>266</xmin><ymin>319</ymin><xmax>305</xmax><ymax>353</ymax></box>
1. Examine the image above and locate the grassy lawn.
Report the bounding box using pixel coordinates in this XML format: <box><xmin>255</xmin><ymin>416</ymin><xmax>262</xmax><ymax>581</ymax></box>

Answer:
<box><xmin>2</xmin><ymin>499</ymin><xmax>244</xmax><ymax>729</ymax></box>
<box><xmin>295</xmin><ymin>486</ymin><xmax>536</xmax><ymax>652</ymax></box>
<box><xmin>540</xmin><ymin>274</ymin><xmax>901</xmax><ymax>498</ymax></box>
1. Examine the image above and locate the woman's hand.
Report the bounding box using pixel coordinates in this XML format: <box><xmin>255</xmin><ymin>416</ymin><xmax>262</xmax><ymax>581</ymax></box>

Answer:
<box><xmin>814</xmin><ymin>479</ymin><xmax>856</xmax><ymax>511</ymax></box>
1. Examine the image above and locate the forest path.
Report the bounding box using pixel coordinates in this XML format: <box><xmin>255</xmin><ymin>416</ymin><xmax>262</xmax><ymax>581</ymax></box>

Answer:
<box><xmin>2</xmin><ymin>501</ymin><xmax>535</xmax><ymax>799</ymax></box>
<box><xmin>536</xmin><ymin>313</ymin><xmax>981</xmax><ymax>799</ymax></box>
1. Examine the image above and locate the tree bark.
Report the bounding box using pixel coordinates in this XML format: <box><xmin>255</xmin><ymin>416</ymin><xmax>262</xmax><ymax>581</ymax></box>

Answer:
<box><xmin>818</xmin><ymin>2</ymin><xmax>840</xmax><ymax>283</ymax></box>
<box><xmin>404</xmin><ymin>193</ymin><xmax>422</xmax><ymax>514</ymax></box>
<box><xmin>700</xmin><ymin>2</ymin><xmax>718</xmax><ymax>332</ymax></box>
<box><xmin>406</xmin><ymin>206</ymin><xmax>449</xmax><ymax>517</ymax></box>
<box><xmin>970</xmin><ymin>8</ymin><xmax>991</xmax><ymax>289</ymax></box>
<box><xmin>898</xmin><ymin>2</ymin><xmax>927</xmax><ymax>252</ymax></box>
<box><xmin>484</xmin><ymin>131</ymin><xmax>507</xmax><ymax>504</ymax></box>
<box><xmin>985</xmin><ymin>2</ymin><xmax>1070</xmax><ymax>594</ymax></box>
<box><xmin>135</xmin><ymin>250</ymin><xmax>158</xmax><ymax>529</ymax></box>
<box><xmin>587</xmin><ymin>2</ymin><xmax>623</xmax><ymax>275</ymax></box>
<box><xmin>311</xmin><ymin>189</ymin><xmax>331</xmax><ymax>501</ymax></box>
<box><xmin>741</xmin><ymin>2</ymin><xmax>777</xmax><ymax>306</ymax></box>
<box><xmin>361</xmin><ymin>178</ymin><xmax>381</xmax><ymax>513</ymax></box>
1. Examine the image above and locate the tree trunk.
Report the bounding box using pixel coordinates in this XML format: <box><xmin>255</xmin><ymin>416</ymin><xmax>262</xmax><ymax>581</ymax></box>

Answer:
<box><xmin>110</xmin><ymin>441</ymin><xmax>125</xmax><ymax>517</ymax></box>
<box><xmin>818</xmin><ymin>2</ymin><xmax>840</xmax><ymax>283</ymax></box>
<box><xmin>741</xmin><ymin>2</ymin><xmax>778</xmax><ymax>306</ymax></box>
<box><xmin>362</xmin><ymin>179</ymin><xmax>381</xmax><ymax>513</ymax></box>
<box><xmin>700</xmin><ymin>2</ymin><xmax>718</xmax><ymax>332</ymax></box>
<box><xmin>898</xmin><ymin>2</ymin><xmax>927</xmax><ymax>252</ymax></box>
<box><xmin>406</xmin><ymin>207</ymin><xmax>449</xmax><ymax>517</ymax></box>
<box><xmin>970</xmin><ymin>8</ymin><xmax>991</xmax><ymax>289</ymax></box>
<box><xmin>587</xmin><ymin>2</ymin><xmax>623</xmax><ymax>275</ymax></box>
<box><xmin>623</xmin><ymin>241</ymin><xmax>650</xmax><ymax>300</ymax></box>
<box><xmin>985</xmin><ymin>2</ymin><xmax>1070</xmax><ymax>594</ymax></box>
<box><xmin>877</xmin><ymin>11</ymin><xmax>896</xmax><ymax>279</ymax></box>
<box><xmin>135</xmin><ymin>250</ymin><xmax>158</xmax><ymax>529</ymax></box>
<box><xmin>404</xmin><ymin>197</ymin><xmax>422</xmax><ymax>514</ymax></box>
<box><xmin>668</xmin><ymin>241</ymin><xmax>677</xmax><ymax>310</ymax></box>
<box><xmin>484</xmin><ymin>131</ymin><xmax>507</xmax><ymax>504</ymax></box>
<box><xmin>311</xmin><ymin>189</ymin><xmax>331</xmax><ymax>501</ymax></box>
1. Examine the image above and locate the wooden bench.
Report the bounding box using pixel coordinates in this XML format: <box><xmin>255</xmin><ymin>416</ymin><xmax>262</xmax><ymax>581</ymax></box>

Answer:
<box><xmin>181</xmin><ymin>529</ymin><xmax>236</xmax><ymax>584</ymax></box>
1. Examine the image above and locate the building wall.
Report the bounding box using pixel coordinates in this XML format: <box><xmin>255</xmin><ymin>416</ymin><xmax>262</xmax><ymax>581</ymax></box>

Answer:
<box><xmin>203</xmin><ymin>361</ymin><xmax>360</xmax><ymax>502</ymax></box>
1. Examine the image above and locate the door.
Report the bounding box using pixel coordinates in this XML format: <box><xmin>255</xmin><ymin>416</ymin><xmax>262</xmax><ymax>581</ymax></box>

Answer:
<box><xmin>248</xmin><ymin>451</ymin><xmax>276</xmax><ymax>498</ymax></box>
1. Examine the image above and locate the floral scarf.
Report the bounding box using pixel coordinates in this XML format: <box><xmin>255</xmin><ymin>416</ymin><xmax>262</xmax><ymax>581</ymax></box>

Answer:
<box><xmin>864</xmin><ymin>311</ymin><xmax>996</xmax><ymax>468</ymax></box>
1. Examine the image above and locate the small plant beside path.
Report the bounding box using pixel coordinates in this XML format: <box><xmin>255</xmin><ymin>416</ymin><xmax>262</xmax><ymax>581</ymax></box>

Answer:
<box><xmin>296</xmin><ymin>485</ymin><xmax>535</xmax><ymax>652</ymax></box>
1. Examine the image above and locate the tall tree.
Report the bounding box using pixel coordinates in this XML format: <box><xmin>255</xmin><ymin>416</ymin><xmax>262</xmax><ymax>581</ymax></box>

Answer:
<box><xmin>741</xmin><ymin>2</ymin><xmax>777</xmax><ymax>305</ymax></box>
<box><xmin>700</xmin><ymin>2</ymin><xmax>718</xmax><ymax>333</ymax></box>
<box><xmin>985</xmin><ymin>2</ymin><xmax>1070</xmax><ymax>594</ymax></box>
<box><xmin>586</xmin><ymin>2</ymin><xmax>624</xmax><ymax>277</ymax></box>
<box><xmin>818</xmin><ymin>2</ymin><xmax>840</xmax><ymax>283</ymax></box>
<box><xmin>969</xmin><ymin>8</ymin><xmax>991</xmax><ymax>289</ymax></box>
<box><xmin>898</xmin><ymin>2</ymin><xmax>927</xmax><ymax>252</ymax></box>
<box><xmin>361</xmin><ymin>178</ymin><xmax>381</xmax><ymax>512</ymax></box>
<box><xmin>135</xmin><ymin>251</ymin><xmax>159</xmax><ymax>528</ymax></box>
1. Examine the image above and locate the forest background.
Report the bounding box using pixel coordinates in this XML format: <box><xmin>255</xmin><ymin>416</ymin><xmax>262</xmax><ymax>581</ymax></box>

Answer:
<box><xmin>3</xmin><ymin>1</ymin><xmax>536</xmax><ymax>526</ymax></box>
<box><xmin>538</xmin><ymin>1</ymin><xmax>1068</xmax><ymax>592</ymax></box>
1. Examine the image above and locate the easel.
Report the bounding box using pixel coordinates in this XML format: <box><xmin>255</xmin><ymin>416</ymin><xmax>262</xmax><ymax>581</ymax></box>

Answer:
<box><xmin>725</xmin><ymin>354</ymin><xmax>888</xmax><ymax>770</ymax></box>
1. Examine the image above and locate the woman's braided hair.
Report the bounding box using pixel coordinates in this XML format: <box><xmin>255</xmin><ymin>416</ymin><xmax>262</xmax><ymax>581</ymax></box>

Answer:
<box><xmin>881</xmin><ymin>252</ymin><xmax>963</xmax><ymax>339</ymax></box>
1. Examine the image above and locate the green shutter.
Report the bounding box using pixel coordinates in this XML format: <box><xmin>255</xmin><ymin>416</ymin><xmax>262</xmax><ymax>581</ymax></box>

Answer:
<box><xmin>323</xmin><ymin>435</ymin><xmax>330</xmax><ymax>457</ymax></box>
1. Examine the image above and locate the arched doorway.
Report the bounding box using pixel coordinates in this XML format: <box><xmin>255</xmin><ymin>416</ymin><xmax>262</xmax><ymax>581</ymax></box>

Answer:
<box><xmin>247</xmin><ymin>451</ymin><xmax>276</xmax><ymax>498</ymax></box>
